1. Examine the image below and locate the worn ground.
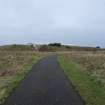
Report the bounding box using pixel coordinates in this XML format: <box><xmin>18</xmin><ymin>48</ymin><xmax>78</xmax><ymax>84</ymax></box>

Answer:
<box><xmin>4</xmin><ymin>55</ymin><xmax>85</xmax><ymax>105</ymax></box>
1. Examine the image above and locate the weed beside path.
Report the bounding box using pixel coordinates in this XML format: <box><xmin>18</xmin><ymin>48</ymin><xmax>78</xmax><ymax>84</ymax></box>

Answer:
<box><xmin>58</xmin><ymin>54</ymin><xmax>105</xmax><ymax>105</ymax></box>
<box><xmin>0</xmin><ymin>51</ymin><xmax>42</xmax><ymax>105</ymax></box>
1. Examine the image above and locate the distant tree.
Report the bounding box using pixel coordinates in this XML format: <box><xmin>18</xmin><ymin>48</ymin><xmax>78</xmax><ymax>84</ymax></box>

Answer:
<box><xmin>48</xmin><ymin>43</ymin><xmax>61</xmax><ymax>47</ymax></box>
<box><xmin>96</xmin><ymin>46</ymin><xmax>101</xmax><ymax>49</ymax></box>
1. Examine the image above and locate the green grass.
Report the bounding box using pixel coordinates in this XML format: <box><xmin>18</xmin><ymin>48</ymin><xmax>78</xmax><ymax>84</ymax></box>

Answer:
<box><xmin>0</xmin><ymin>54</ymin><xmax>42</xmax><ymax>105</ymax></box>
<box><xmin>58</xmin><ymin>55</ymin><xmax>105</xmax><ymax>105</ymax></box>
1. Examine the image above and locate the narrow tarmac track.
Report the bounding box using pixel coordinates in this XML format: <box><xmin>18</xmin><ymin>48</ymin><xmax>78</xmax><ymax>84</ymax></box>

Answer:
<box><xmin>4</xmin><ymin>55</ymin><xmax>85</xmax><ymax>105</ymax></box>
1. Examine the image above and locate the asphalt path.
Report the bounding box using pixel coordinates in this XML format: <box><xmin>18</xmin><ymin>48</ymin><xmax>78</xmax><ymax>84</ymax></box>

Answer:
<box><xmin>4</xmin><ymin>55</ymin><xmax>85</xmax><ymax>105</ymax></box>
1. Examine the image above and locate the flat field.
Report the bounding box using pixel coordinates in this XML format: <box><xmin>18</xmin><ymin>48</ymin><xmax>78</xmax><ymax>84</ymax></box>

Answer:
<box><xmin>59</xmin><ymin>51</ymin><xmax>105</xmax><ymax>105</ymax></box>
<box><xmin>0</xmin><ymin>50</ymin><xmax>42</xmax><ymax>104</ymax></box>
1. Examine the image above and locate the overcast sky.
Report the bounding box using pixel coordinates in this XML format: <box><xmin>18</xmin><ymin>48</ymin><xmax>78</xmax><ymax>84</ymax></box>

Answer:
<box><xmin>0</xmin><ymin>0</ymin><xmax>105</xmax><ymax>47</ymax></box>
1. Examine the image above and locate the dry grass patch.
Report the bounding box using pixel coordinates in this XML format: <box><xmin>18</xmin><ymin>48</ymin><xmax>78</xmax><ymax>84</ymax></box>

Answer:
<box><xmin>64</xmin><ymin>52</ymin><xmax>105</xmax><ymax>86</ymax></box>
<box><xmin>59</xmin><ymin>51</ymin><xmax>105</xmax><ymax>105</ymax></box>
<box><xmin>0</xmin><ymin>51</ymin><xmax>43</xmax><ymax>104</ymax></box>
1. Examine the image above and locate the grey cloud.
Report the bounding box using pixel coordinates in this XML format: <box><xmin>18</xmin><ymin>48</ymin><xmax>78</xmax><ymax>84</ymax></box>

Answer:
<box><xmin>0</xmin><ymin>0</ymin><xmax>105</xmax><ymax>47</ymax></box>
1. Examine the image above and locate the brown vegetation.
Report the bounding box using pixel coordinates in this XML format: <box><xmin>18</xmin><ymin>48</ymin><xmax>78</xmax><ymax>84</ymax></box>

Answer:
<box><xmin>62</xmin><ymin>51</ymin><xmax>105</xmax><ymax>87</ymax></box>
<box><xmin>0</xmin><ymin>50</ymin><xmax>43</xmax><ymax>104</ymax></box>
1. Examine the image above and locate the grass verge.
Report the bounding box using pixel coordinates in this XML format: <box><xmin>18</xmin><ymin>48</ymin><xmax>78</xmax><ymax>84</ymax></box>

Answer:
<box><xmin>58</xmin><ymin>55</ymin><xmax>105</xmax><ymax>105</ymax></box>
<box><xmin>0</xmin><ymin>54</ymin><xmax>42</xmax><ymax>105</ymax></box>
